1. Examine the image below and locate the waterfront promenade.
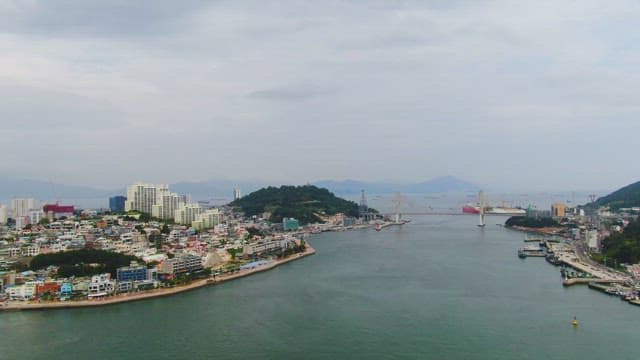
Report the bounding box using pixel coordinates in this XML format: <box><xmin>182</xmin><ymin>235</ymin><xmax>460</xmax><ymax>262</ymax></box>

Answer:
<box><xmin>0</xmin><ymin>244</ymin><xmax>316</xmax><ymax>312</ymax></box>
<box><xmin>555</xmin><ymin>252</ymin><xmax>629</xmax><ymax>283</ymax></box>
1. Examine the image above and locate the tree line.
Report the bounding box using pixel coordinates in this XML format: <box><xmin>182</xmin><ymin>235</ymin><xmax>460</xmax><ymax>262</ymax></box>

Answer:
<box><xmin>600</xmin><ymin>218</ymin><xmax>640</xmax><ymax>265</ymax></box>
<box><xmin>30</xmin><ymin>249</ymin><xmax>142</xmax><ymax>278</ymax></box>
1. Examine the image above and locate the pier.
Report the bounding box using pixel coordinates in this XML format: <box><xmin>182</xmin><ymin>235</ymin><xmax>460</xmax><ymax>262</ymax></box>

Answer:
<box><xmin>563</xmin><ymin>278</ymin><xmax>627</xmax><ymax>286</ymax></box>
<box><xmin>555</xmin><ymin>252</ymin><xmax>631</xmax><ymax>286</ymax></box>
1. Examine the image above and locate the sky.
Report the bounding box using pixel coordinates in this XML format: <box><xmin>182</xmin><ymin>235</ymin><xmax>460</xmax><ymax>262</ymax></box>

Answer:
<box><xmin>1</xmin><ymin>0</ymin><xmax>639</xmax><ymax>191</ymax></box>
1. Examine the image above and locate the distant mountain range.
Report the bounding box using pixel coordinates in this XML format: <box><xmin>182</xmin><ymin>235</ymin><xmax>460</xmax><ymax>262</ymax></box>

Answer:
<box><xmin>0</xmin><ymin>178</ymin><xmax>118</xmax><ymax>205</ymax></box>
<box><xmin>312</xmin><ymin>176</ymin><xmax>479</xmax><ymax>195</ymax></box>
<box><xmin>0</xmin><ymin>176</ymin><xmax>479</xmax><ymax>208</ymax></box>
<box><xmin>170</xmin><ymin>179</ymin><xmax>268</xmax><ymax>201</ymax></box>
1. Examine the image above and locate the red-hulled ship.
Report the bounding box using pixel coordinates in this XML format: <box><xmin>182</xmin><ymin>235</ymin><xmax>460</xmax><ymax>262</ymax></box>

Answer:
<box><xmin>462</xmin><ymin>204</ymin><xmax>480</xmax><ymax>214</ymax></box>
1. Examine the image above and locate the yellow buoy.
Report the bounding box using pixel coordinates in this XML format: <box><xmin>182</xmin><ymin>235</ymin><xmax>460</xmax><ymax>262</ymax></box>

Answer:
<box><xmin>572</xmin><ymin>317</ymin><xmax>579</xmax><ymax>326</ymax></box>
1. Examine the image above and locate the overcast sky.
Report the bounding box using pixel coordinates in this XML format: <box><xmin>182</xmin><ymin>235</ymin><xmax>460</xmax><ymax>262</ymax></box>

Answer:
<box><xmin>1</xmin><ymin>0</ymin><xmax>639</xmax><ymax>191</ymax></box>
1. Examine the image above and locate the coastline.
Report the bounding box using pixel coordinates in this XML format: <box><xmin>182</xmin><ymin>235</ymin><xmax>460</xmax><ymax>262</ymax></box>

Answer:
<box><xmin>506</xmin><ymin>225</ymin><xmax>566</xmax><ymax>236</ymax></box>
<box><xmin>1</xmin><ymin>244</ymin><xmax>316</xmax><ymax>312</ymax></box>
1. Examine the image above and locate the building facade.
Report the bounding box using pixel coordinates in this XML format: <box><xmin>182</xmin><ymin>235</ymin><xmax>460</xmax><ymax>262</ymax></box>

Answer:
<box><xmin>174</xmin><ymin>203</ymin><xmax>204</xmax><ymax>225</ymax></box>
<box><xmin>11</xmin><ymin>198</ymin><xmax>35</xmax><ymax>218</ymax></box>
<box><xmin>109</xmin><ymin>196</ymin><xmax>127</xmax><ymax>213</ymax></box>
<box><xmin>116</xmin><ymin>262</ymin><xmax>148</xmax><ymax>282</ymax></box>
<box><xmin>152</xmin><ymin>192</ymin><xmax>186</xmax><ymax>220</ymax></box>
<box><xmin>161</xmin><ymin>254</ymin><xmax>203</xmax><ymax>275</ymax></box>
<box><xmin>0</xmin><ymin>205</ymin><xmax>7</xmax><ymax>225</ymax></box>
<box><xmin>191</xmin><ymin>208</ymin><xmax>222</xmax><ymax>230</ymax></box>
<box><xmin>283</xmin><ymin>217</ymin><xmax>300</xmax><ymax>231</ymax></box>
<box><xmin>125</xmin><ymin>183</ymin><xmax>168</xmax><ymax>214</ymax></box>
<box><xmin>42</xmin><ymin>204</ymin><xmax>74</xmax><ymax>219</ymax></box>
<box><xmin>551</xmin><ymin>203</ymin><xmax>566</xmax><ymax>218</ymax></box>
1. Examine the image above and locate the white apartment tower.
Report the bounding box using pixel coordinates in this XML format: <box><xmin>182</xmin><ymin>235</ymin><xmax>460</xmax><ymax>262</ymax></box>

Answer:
<box><xmin>0</xmin><ymin>205</ymin><xmax>7</xmax><ymax>225</ymax></box>
<box><xmin>29</xmin><ymin>210</ymin><xmax>44</xmax><ymax>226</ymax></box>
<box><xmin>11</xmin><ymin>198</ymin><xmax>36</xmax><ymax>218</ymax></box>
<box><xmin>191</xmin><ymin>208</ymin><xmax>222</xmax><ymax>230</ymax></box>
<box><xmin>152</xmin><ymin>192</ymin><xmax>187</xmax><ymax>220</ymax></box>
<box><xmin>125</xmin><ymin>183</ymin><xmax>168</xmax><ymax>214</ymax></box>
<box><xmin>174</xmin><ymin>203</ymin><xmax>204</xmax><ymax>225</ymax></box>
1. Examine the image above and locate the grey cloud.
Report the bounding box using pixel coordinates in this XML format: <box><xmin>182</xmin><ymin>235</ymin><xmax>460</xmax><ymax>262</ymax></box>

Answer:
<box><xmin>2</xmin><ymin>1</ymin><xmax>640</xmax><ymax>191</ymax></box>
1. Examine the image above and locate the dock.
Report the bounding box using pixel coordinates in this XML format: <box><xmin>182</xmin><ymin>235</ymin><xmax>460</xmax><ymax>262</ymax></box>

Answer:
<box><xmin>563</xmin><ymin>278</ymin><xmax>627</xmax><ymax>286</ymax></box>
<box><xmin>556</xmin><ymin>253</ymin><xmax>631</xmax><ymax>286</ymax></box>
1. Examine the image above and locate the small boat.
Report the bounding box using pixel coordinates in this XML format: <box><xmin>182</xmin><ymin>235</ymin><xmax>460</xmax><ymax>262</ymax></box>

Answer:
<box><xmin>375</xmin><ymin>223</ymin><xmax>382</xmax><ymax>231</ymax></box>
<box><xmin>572</xmin><ymin>317</ymin><xmax>579</xmax><ymax>326</ymax></box>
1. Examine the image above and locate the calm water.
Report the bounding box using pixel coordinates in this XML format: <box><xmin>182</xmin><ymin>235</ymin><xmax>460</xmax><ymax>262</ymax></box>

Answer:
<box><xmin>2</xmin><ymin>215</ymin><xmax>639</xmax><ymax>359</ymax></box>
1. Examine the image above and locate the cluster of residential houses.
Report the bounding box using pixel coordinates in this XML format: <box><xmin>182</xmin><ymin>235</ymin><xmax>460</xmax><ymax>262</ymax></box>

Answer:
<box><xmin>1</xmin><ymin>261</ymin><xmax>160</xmax><ymax>301</ymax></box>
<box><xmin>0</xmin><ymin>183</ymin><xmax>362</xmax><ymax>303</ymax></box>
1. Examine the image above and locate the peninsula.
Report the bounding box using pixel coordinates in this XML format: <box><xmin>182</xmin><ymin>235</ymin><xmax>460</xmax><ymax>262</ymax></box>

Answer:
<box><xmin>1</xmin><ymin>183</ymin><xmax>378</xmax><ymax>311</ymax></box>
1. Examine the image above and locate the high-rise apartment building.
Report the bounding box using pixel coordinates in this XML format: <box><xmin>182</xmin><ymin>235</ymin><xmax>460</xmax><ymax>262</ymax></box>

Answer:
<box><xmin>191</xmin><ymin>208</ymin><xmax>222</xmax><ymax>230</ymax></box>
<box><xmin>11</xmin><ymin>198</ymin><xmax>36</xmax><ymax>218</ymax></box>
<box><xmin>0</xmin><ymin>205</ymin><xmax>7</xmax><ymax>225</ymax></box>
<box><xmin>125</xmin><ymin>183</ymin><xmax>168</xmax><ymax>214</ymax></box>
<box><xmin>124</xmin><ymin>182</ymin><xmax>192</xmax><ymax>221</ymax></box>
<box><xmin>109</xmin><ymin>196</ymin><xmax>127</xmax><ymax>213</ymax></box>
<box><xmin>152</xmin><ymin>192</ymin><xmax>187</xmax><ymax>220</ymax></box>
<box><xmin>174</xmin><ymin>203</ymin><xmax>204</xmax><ymax>225</ymax></box>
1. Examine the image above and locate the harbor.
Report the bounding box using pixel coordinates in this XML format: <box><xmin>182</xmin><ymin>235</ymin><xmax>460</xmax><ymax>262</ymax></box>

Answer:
<box><xmin>4</xmin><ymin>214</ymin><xmax>640</xmax><ymax>359</ymax></box>
<box><xmin>514</xmin><ymin>234</ymin><xmax>640</xmax><ymax>305</ymax></box>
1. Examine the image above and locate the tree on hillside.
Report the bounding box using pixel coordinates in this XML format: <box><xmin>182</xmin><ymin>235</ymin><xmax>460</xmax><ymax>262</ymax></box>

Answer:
<box><xmin>600</xmin><ymin>219</ymin><xmax>640</xmax><ymax>264</ymax></box>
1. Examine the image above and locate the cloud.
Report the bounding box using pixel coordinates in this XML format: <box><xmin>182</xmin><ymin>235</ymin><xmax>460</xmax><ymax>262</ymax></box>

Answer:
<box><xmin>1</xmin><ymin>0</ymin><xmax>640</xmax><ymax>191</ymax></box>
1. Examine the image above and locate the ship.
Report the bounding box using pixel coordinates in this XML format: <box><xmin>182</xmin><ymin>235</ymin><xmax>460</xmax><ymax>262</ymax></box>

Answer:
<box><xmin>462</xmin><ymin>204</ymin><xmax>480</xmax><ymax>214</ymax></box>
<box><xmin>485</xmin><ymin>207</ymin><xmax>526</xmax><ymax>216</ymax></box>
<box><xmin>462</xmin><ymin>191</ymin><xmax>526</xmax><ymax>216</ymax></box>
<box><xmin>462</xmin><ymin>205</ymin><xmax>526</xmax><ymax>216</ymax></box>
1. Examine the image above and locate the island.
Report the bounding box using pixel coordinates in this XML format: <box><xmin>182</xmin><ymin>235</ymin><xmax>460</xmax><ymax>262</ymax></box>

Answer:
<box><xmin>230</xmin><ymin>184</ymin><xmax>372</xmax><ymax>224</ymax></box>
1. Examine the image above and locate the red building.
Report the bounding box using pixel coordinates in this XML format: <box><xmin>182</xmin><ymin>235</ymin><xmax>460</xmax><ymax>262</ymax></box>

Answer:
<box><xmin>43</xmin><ymin>204</ymin><xmax>75</xmax><ymax>218</ymax></box>
<box><xmin>36</xmin><ymin>282</ymin><xmax>61</xmax><ymax>297</ymax></box>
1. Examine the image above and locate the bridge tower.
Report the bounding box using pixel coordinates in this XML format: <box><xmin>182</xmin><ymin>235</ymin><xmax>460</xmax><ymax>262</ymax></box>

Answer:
<box><xmin>393</xmin><ymin>192</ymin><xmax>403</xmax><ymax>223</ymax></box>
<box><xmin>359</xmin><ymin>190</ymin><xmax>369</xmax><ymax>222</ymax></box>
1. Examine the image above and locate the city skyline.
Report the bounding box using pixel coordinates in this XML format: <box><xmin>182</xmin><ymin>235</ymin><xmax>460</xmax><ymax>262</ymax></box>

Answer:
<box><xmin>2</xmin><ymin>1</ymin><xmax>640</xmax><ymax>190</ymax></box>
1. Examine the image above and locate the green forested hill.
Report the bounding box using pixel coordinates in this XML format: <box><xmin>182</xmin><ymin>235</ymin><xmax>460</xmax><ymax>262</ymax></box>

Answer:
<box><xmin>505</xmin><ymin>216</ymin><xmax>560</xmax><ymax>228</ymax></box>
<box><xmin>594</xmin><ymin>181</ymin><xmax>640</xmax><ymax>210</ymax></box>
<box><xmin>229</xmin><ymin>185</ymin><xmax>368</xmax><ymax>224</ymax></box>
<box><xmin>600</xmin><ymin>219</ymin><xmax>640</xmax><ymax>265</ymax></box>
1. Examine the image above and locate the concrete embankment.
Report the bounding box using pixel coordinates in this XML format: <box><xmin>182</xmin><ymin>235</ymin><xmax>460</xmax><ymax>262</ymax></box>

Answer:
<box><xmin>563</xmin><ymin>278</ymin><xmax>626</xmax><ymax>286</ymax></box>
<box><xmin>1</xmin><ymin>245</ymin><xmax>316</xmax><ymax>312</ymax></box>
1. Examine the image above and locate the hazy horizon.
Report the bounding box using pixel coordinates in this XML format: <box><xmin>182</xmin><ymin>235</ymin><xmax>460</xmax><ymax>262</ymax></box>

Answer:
<box><xmin>2</xmin><ymin>1</ymin><xmax>640</xmax><ymax>190</ymax></box>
